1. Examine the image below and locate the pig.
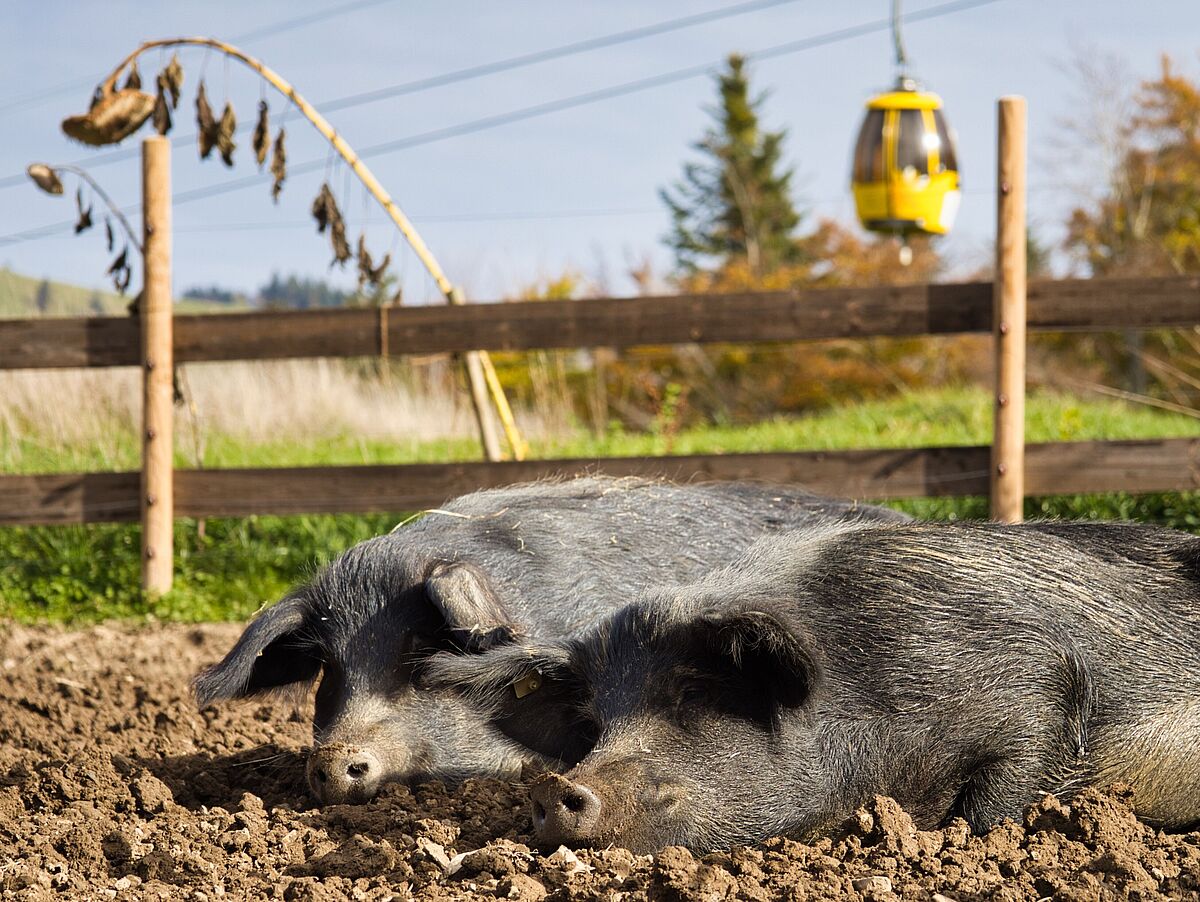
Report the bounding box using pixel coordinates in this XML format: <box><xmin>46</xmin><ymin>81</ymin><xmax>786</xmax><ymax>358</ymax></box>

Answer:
<box><xmin>421</xmin><ymin>518</ymin><xmax>1200</xmax><ymax>853</ymax></box>
<box><xmin>193</xmin><ymin>476</ymin><xmax>908</xmax><ymax>804</ymax></box>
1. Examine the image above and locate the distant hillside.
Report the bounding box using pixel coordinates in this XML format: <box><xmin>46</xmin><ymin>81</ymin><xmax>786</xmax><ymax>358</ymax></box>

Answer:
<box><xmin>0</xmin><ymin>268</ymin><xmax>239</xmax><ymax>318</ymax></box>
<box><xmin>0</xmin><ymin>268</ymin><xmax>127</xmax><ymax>317</ymax></box>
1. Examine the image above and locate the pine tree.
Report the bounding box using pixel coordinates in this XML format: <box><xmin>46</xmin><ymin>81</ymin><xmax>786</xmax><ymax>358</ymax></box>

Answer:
<box><xmin>660</xmin><ymin>54</ymin><xmax>804</xmax><ymax>278</ymax></box>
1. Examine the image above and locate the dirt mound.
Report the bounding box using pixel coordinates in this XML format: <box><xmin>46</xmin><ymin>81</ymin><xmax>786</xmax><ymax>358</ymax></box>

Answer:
<box><xmin>1</xmin><ymin>623</ymin><xmax>1199</xmax><ymax>900</ymax></box>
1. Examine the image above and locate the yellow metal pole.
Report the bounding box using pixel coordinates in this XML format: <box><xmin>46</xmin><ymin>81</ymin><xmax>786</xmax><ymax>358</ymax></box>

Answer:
<box><xmin>141</xmin><ymin>136</ymin><xmax>174</xmax><ymax>594</ymax></box>
<box><xmin>94</xmin><ymin>38</ymin><xmax>525</xmax><ymax>461</ymax></box>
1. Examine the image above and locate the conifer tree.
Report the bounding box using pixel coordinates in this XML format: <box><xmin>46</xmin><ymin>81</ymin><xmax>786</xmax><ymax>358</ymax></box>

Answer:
<box><xmin>661</xmin><ymin>54</ymin><xmax>804</xmax><ymax>278</ymax></box>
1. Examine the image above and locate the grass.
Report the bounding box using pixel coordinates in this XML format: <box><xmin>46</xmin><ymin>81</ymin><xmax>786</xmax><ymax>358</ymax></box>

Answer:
<box><xmin>535</xmin><ymin>386</ymin><xmax>1200</xmax><ymax>457</ymax></box>
<box><xmin>4</xmin><ymin>384</ymin><xmax>1200</xmax><ymax>625</ymax></box>
<box><xmin>0</xmin><ymin>266</ymin><xmax>232</xmax><ymax>318</ymax></box>
<box><xmin>0</xmin><ymin>359</ymin><xmax>489</xmax><ymax>476</ymax></box>
<box><xmin>0</xmin><ymin>267</ymin><xmax>126</xmax><ymax>317</ymax></box>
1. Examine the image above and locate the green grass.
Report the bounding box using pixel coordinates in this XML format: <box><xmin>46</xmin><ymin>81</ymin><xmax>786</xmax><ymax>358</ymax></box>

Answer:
<box><xmin>8</xmin><ymin>385</ymin><xmax>1200</xmax><ymax>476</ymax></box>
<box><xmin>0</xmin><ymin>267</ymin><xmax>126</xmax><ymax>317</ymax></box>
<box><xmin>536</xmin><ymin>386</ymin><xmax>1200</xmax><ymax>457</ymax></box>
<box><xmin>4</xmin><ymin>385</ymin><xmax>1200</xmax><ymax>624</ymax></box>
<box><xmin>0</xmin><ymin>514</ymin><xmax>398</xmax><ymax>624</ymax></box>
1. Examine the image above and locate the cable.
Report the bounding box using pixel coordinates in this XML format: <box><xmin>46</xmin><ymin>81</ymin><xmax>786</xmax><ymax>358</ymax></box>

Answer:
<box><xmin>173</xmin><ymin>207</ymin><xmax>663</xmax><ymax>232</ymax></box>
<box><xmin>319</xmin><ymin>0</ymin><xmax>809</xmax><ymax>114</ymax></box>
<box><xmin>0</xmin><ymin>0</ymin><xmax>809</xmax><ymax>191</ymax></box>
<box><xmin>169</xmin><ymin>177</ymin><xmax>1058</xmax><ymax>233</ymax></box>
<box><xmin>0</xmin><ymin>0</ymin><xmax>1003</xmax><ymax>248</ymax></box>
<box><xmin>232</xmin><ymin>0</ymin><xmax>396</xmax><ymax>44</ymax></box>
<box><xmin>0</xmin><ymin>0</ymin><xmax>398</xmax><ymax>115</ymax></box>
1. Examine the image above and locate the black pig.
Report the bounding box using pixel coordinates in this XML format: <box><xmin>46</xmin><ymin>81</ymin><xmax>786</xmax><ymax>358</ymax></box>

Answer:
<box><xmin>423</xmin><ymin>519</ymin><xmax>1200</xmax><ymax>852</ymax></box>
<box><xmin>194</xmin><ymin>476</ymin><xmax>906</xmax><ymax>804</ymax></box>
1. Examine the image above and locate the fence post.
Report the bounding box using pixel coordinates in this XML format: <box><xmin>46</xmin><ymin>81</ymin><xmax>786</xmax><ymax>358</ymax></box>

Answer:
<box><xmin>991</xmin><ymin>96</ymin><xmax>1027</xmax><ymax>523</ymax></box>
<box><xmin>141</xmin><ymin>136</ymin><xmax>173</xmax><ymax>594</ymax></box>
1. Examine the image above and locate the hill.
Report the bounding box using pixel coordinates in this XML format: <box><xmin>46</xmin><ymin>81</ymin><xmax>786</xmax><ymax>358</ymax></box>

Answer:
<box><xmin>0</xmin><ymin>268</ymin><xmax>237</xmax><ymax>318</ymax></box>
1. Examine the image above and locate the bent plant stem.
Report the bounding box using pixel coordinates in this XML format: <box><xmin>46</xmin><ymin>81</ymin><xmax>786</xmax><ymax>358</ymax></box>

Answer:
<box><xmin>56</xmin><ymin>164</ymin><xmax>143</xmax><ymax>254</ymax></box>
<box><xmin>92</xmin><ymin>37</ymin><xmax>524</xmax><ymax>462</ymax></box>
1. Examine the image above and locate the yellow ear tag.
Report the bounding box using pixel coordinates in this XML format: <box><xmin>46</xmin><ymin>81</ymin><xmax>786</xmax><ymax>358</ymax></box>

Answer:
<box><xmin>512</xmin><ymin>670</ymin><xmax>542</xmax><ymax>699</ymax></box>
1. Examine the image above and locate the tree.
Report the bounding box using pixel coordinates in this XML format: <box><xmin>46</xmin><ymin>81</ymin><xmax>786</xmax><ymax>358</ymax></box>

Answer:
<box><xmin>1060</xmin><ymin>55</ymin><xmax>1200</xmax><ymax>398</ymax></box>
<box><xmin>661</xmin><ymin>54</ymin><xmax>804</xmax><ymax>279</ymax></box>
<box><xmin>182</xmin><ymin>284</ymin><xmax>248</xmax><ymax>305</ymax></box>
<box><xmin>1027</xmin><ymin>229</ymin><xmax>1053</xmax><ymax>280</ymax></box>
<box><xmin>1064</xmin><ymin>55</ymin><xmax>1200</xmax><ymax>276</ymax></box>
<box><xmin>257</xmin><ymin>272</ymin><xmax>350</xmax><ymax>309</ymax></box>
<box><xmin>34</xmin><ymin>279</ymin><xmax>51</xmax><ymax>314</ymax></box>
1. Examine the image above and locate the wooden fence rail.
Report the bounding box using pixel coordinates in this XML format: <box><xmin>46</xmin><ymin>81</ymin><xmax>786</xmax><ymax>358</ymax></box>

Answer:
<box><xmin>2</xmin><ymin>275</ymin><xmax>1198</xmax><ymax>370</ymax></box>
<box><xmin>3</xmin><ymin>438</ymin><xmax>1198</xmax><ymax>526</ymax></box>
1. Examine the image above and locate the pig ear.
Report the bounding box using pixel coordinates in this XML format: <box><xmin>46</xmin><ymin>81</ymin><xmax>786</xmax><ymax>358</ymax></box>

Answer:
<box><xmin>416</xmin><ymin>644</ymin><xmax>594</xmax><ymax>766</ymax></box>
<box><xmin>416</xmin><ymin>643</ymin><xmax>575</xmax><ymax>708</ymax></box>
<box><xmin>192</xmin><ymin>595</ymin><xmax>322</xmax><ymax>706</ymax></box>
<box><xmin>424</xmin><ymin>561</ymin><xmax>520</xmax><ymax>652</ymax></box>
<box><xmin>699</xmin><ymin>608</ymin><xmax>817</xmax><ymax>710</ymax></box>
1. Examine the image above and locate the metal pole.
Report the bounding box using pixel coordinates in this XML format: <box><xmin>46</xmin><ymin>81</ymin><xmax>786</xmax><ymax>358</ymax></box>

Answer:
<box><xmin>141</xmin><ymin>136</ymin><xmax>174</xmax><ymax>593</ymax></box>
<box><xmin>991</xmin><ymin>96</ymin><xmax>1027</xmax><ymax>523</ymax></box>
<box><xmin>891</xmin><ymin>0</ymin><xmax>909</xmax><ymax>74</ymax></box>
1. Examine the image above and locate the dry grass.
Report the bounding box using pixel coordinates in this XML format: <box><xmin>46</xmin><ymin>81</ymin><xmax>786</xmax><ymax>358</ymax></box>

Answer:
<box><xmin>178</xmin><ymin>359</ymin><xmax>481</xmax><ymax>444</ymax></box>
<box><xmin>0</xmin><ymin>358</ymin><xmax>558</xmax><ymax>471</ymax></box>
<box><xmin>0</xmin><ymin>368</ymin><xmax>140</xmax><ymax>462</ymax></box>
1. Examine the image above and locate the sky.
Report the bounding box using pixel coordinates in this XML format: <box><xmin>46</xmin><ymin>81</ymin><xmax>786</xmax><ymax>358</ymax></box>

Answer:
<box><xmin>0</xmin><ymin>0</ymin><xmax>1197</xmax><ymax>303</ymax></box>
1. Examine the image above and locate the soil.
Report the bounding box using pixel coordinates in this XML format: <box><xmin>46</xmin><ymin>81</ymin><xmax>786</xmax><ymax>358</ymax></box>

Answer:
<box><xmin>2</xmin><ymin>623</ymin><xmax>1200</xmax><ymax>901</ymax></box>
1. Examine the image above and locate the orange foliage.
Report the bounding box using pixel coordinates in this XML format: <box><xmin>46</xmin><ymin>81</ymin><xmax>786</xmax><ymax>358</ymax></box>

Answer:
<box><xmin>677</xmin><ymin>218</ymin><xmax>943</xmax><ymax>292</ymax></box>
<box><xmin>586</xmin><ymin>218</ymin><xmax>980</xmax><ymax>426</ymax></box>
<box><xmin>1066</xmin><ymin>55</ymin><xmax>1200</xmax><ymax>277</ymax></box>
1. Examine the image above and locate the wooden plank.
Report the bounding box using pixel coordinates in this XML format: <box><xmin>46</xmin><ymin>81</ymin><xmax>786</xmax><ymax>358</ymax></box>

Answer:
<box><xmin>4</xmin><ymin>439</ymin><xmax>1199</xmax><ymax>525</ymax></box>
<box><xmin>1025</xmin><ymin>438</ymin><xmax>1200</xmax><ymax>496</ymax></box>
<box><xmin>0</xmin><ymin>472</ymin><xmax>140</xmax><ymax>525</ymax></box>
<box><xmin>0</xmin><ymin>316</ymin><xmax>138</xmax><ymax>368</ymax></box>
<box><xmin>374</xmin><ymin>282</ymin><xmax>995</xmax><ymax>358</ymax></box>
<box><xmin>168</xmin><ymin>446</ymin><xmax>993</xmax><ymax>518</ymax></box>
<box><xmin>174</xmin><ymin>307</ymin><xmax>379</xmax><ymax>364</ymax></box>
<box><xmin>165</xmin><ymin>283</ymin><xmax>994</xmax><ymax>364</ymax></box>
<box><xmin>1028</xmin><ymin>276</ymin><xmax>1200</xmax><ymax>331</ymax></box>
<box><xmin>4</xmin><ymin>277</ymin><xmax>1199</xmax><ymax>369</ymax></box>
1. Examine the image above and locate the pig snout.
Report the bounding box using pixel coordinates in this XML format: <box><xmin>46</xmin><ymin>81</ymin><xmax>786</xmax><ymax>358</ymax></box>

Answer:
<box><xmin>307</xmin><ymin>743</ymin><xmax>385</xmax><ymax>804</ymax></box>
<box><xmin>530</xmin><ymin>773</ymin><xmax>602</xmax><ymax>846</ymax></box>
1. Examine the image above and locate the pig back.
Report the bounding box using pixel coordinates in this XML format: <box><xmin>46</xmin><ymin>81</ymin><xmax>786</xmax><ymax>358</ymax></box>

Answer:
<box><xmin>395</xmin><ymin>476</ymin><xmax>907</xmax><ymax>637</ymax></box>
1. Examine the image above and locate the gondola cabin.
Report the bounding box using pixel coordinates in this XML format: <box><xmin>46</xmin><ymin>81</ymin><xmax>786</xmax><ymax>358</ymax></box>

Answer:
<box><xmin>851</xmin><ymin>86</ymin><xmax>960</xmax><ymax>237</ymax></box>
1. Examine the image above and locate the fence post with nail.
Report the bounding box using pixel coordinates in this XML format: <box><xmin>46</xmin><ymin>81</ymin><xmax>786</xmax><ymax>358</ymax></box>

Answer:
<box><xmin>991</xmin><ymin>95</ymin><xmax>1027</xmax><ymax>523</ymax></box>
<box><xmin>141</xmin><ymin>135</ymin><xmax>173</xmax><ymax>595</ymax></box>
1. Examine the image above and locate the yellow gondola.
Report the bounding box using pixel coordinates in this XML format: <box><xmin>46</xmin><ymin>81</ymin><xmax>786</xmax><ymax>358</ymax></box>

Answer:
<box><xmin>850</xmin><ymin>2</ymin><xmax>961</xmax><ymax>242</ymax></box>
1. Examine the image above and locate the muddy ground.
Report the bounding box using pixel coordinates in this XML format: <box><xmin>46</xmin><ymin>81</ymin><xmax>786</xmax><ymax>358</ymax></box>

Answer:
<box><xmin>2</xmin><ymin>623</ymin><xmax>1200</xmax><ymax>901</ymax></box>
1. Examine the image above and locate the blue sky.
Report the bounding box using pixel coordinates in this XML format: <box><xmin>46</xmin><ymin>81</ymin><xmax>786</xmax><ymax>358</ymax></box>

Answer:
<box><xmin>0</xmin><ymin>0</ymin><xmax>1197</xmax><ymax>302</ymax></box>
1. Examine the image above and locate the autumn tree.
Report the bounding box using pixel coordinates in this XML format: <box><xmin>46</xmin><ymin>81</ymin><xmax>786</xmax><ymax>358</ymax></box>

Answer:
<box><xmin>661</xmin><ymin>54</ymin><xmax>804</xmax><ymax>279</ymax></box>
<box><xmin>1056</xmin><ymin>55</ymin><xmax>1200</xmax><ymax>397</ymax></box>
<box><xmin>1065</xmin><ymin>55</ymin><xmax>1200</xmax><ymax>276</ymax></box>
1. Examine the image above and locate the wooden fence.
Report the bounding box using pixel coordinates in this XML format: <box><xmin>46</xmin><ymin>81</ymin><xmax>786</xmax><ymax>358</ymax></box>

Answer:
<box><xmin>5</xmin><ymin>276</ymin><xmax>1199</xmax><ymax>370</ymax></box>
<box><xmin>3</xmin><ymin>273</ymin><xmax>1199</xmax><ymax>525</ymax></box>
<box><xmin>4</xmin><ymin>95</ymin><xmax>1200</xmax><ymax>594</ymax></box>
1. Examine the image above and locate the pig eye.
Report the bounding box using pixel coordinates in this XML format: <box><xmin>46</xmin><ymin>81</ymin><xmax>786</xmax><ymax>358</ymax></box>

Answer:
<box><xmin>677</xmin><ymin>682</ymin><xmax>714</xmax><ymax>708</ymax></box>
